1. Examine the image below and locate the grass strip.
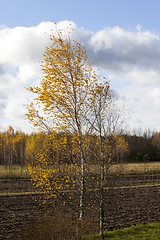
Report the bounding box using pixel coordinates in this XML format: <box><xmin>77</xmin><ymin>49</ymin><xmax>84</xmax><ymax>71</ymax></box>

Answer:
<box><xmin>1</xmin><ymin>182</ymin><xmax>160</xmax><ymax>197</ymax></box>
<box><xmin>0</xmin><ymin>177</ymin><xmax>31</xmax><ymax>181</ymax></box>
<box><xmin>87</xmin><ymin>222</ymin><xmax>160</xmax><ymax>239</ymax></box>
<box><xmin>109</xmin><ymin>183</ymin><xmax>160</xmax><ymax>190</ymax></box>
<box><xmin>0</xmin><ymin>191</ymin><xmax>45</xmax><ymax>197</ymax></box>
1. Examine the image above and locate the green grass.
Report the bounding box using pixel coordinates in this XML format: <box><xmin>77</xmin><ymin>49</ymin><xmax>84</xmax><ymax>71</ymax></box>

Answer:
<box><xmin>87</xmin><ymin>222</ymin><xmax>160</xmax><ymax>240</ymax></box>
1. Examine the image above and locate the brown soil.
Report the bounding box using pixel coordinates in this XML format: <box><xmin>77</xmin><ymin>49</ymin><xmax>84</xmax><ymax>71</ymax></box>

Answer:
<box><xmin>0</xmin><ymin>174</ymin><xmax>160</xmax><ymax>239</ymax></box>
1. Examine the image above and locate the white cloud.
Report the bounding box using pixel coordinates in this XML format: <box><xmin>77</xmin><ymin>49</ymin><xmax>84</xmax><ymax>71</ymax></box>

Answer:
<box><xmin>88</xmin><ymin>26</ymin><xmax>160</xmax><ymax>78</ymax></box>
<box><xmin>116</xmin><ymin>84</ymin><xmax>160</xmax><ymax>132</ymax></box>
<box><xmin>124</xmin><ymin>69</ymin><xmax>160</xmax><ymax>85</ymax></box>
<box><xmin>148</xmin><ymin>87</ymin><xmax>160</xmax><ymax>107</ymax></box>
<box><xmin>0</xmin><ymin>23</ymin><xmax>47</xmax><ymax>66</ymax></box>
<box><xmin>17</xmin><ymin>63</ymin><xmax>41</xmax><ymax>83</ymax></box>
<box><xmin>0</xmin><ymin>21</ymin><xmax>160</xmax><ymax>132</ymax></box>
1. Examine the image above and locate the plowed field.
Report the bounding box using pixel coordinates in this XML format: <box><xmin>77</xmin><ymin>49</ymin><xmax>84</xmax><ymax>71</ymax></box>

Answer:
<box><xmin>0</xmin><ymin>174</ymin><xmax>160</xmax><ymax>239</ymax></box>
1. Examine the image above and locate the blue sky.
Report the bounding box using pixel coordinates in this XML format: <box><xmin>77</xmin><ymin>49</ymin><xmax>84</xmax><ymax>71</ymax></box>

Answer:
<box><xmin>1</xmin><ymin>0</ymin><xmax>160</xmax><ymax>33</ymax></box>
<box><xmin>1</xmin><ymin>0</ymin><xmax>160</xmax><ymax>133</ymax></box>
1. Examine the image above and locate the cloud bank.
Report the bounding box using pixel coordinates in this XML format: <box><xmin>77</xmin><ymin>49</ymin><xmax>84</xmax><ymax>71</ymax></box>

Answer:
<box><xmin>0</xmin><ymin>21</ymin><xmax>160</xmax><ymax>132</ymax></box>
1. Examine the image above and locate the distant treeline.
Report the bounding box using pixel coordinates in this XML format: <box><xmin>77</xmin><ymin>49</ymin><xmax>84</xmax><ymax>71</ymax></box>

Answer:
<box><xmin>0</xmin><ymin>126</ymin><xmax>160</xmax><ymax>166</ymax></box>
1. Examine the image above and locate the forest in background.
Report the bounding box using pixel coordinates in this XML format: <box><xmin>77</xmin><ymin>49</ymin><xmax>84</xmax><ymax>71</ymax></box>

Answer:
<box><xmin>0</xmin><ymin>125</ymin><xmax>160</xmax><ymax>167</ymax></box>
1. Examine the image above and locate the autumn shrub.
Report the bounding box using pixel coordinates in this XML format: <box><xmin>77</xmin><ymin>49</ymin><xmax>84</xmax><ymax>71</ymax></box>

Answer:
<box><xmin>22</xmin><ymin>214</ymin><xmax>97</xmax><ymax>240</ymax></box>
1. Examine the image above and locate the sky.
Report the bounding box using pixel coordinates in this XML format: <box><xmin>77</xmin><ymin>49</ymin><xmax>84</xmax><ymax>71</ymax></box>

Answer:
<box><xmin>0</xmin><ymin>0</ymin><xmax>160</xmax><ymax>134</ymax></box>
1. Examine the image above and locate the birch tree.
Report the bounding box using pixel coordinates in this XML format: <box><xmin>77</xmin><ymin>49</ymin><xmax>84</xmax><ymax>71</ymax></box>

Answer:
<box><xmin>25</xmin><ymin>26</ymin><xmax>101</xmax><ymax>221</ymax></box>
<box><xmin>90</xmin><ymin>86</ymin><xmax>129</xmax><ymax>239</ymax></box>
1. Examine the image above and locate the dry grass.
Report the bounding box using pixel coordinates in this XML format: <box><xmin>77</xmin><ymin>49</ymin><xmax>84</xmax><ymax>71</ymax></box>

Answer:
<box><xmin>21</xmin><ymin>215</ymin><xmax>98</xmax><ymax>240</ymax></box>
<box><xmin>0</xmin><ymin>165</ymin><xmax>30</xmax><ymax>179</ymax></box>
<box><xmin>109</xmin><ymin>162</ymin><xmax>160</xmax><ymax>174</ymax></box>
<box><xmin>87</xmin><ymin>162</ymin><xmax>160</xmax><ymax>175</ymax></box>
<box><xmin>0</xmin><ymin>162</ymin><xmax>160</xmax><ymax>179</ymax></box>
